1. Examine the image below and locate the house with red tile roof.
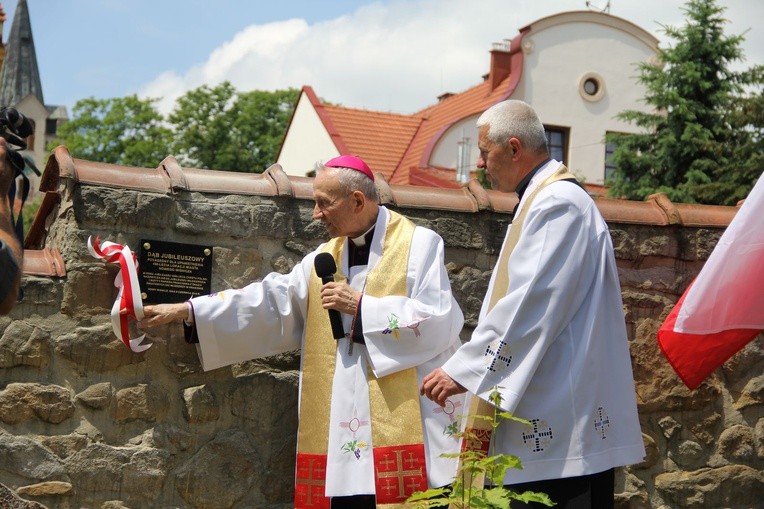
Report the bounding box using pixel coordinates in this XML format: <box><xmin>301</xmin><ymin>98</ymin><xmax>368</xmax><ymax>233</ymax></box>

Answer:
<box><xmin>276</xmin><ymin>10</ymin><xmax>658</xmax><ymax>189</ymax></box>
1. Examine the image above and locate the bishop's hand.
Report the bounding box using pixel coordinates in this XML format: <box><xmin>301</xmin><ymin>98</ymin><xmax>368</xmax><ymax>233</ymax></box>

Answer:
<box><xmin>139</xmin><ymin>303</ymin><xmax>189</xmax><ymax>328</ymax></box>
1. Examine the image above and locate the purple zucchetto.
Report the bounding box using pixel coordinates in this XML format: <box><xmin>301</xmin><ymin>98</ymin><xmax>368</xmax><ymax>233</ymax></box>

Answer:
<box><xmin>325</xmin><ymin>155</ymin><xmax>375</xmax><ymax>182</ymax></box>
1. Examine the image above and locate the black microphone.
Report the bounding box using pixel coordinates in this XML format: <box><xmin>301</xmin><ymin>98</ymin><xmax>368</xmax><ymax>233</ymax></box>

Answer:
<box><xmin>314</xmin><ymin>253</ymin><xmax>345</xmax><ymax>339</ymax></box>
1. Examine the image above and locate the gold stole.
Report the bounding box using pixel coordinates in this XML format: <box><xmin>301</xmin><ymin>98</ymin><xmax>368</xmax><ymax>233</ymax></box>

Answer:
<box><xmin>295</xmin><ymin>210</ymin><xmax>427</xmax><ymax>509</ymax></box>
<box><xmin>454</xmin><ymin>165</ymin><xmax>578</xmax><ymax>496</ymax></box>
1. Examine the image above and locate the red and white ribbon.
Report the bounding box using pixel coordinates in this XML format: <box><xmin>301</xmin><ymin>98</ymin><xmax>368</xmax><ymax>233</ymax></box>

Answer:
<box><xmin>88</xmin><ymin>236</ymin><xmax>151</xmax><ymax>352</ymax></box>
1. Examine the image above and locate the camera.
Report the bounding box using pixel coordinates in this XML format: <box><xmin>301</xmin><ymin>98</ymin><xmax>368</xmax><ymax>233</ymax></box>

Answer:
<box><xmin>0</xmin><ymin>106</ymin><xmax>38</xmax><ymax>178</ymax></box>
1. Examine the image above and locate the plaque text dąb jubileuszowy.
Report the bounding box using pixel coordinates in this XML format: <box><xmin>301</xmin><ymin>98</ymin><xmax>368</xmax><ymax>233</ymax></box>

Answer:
<box><xmin>138</xmin><ymin>239</ymin><xmax>213</xmax><ymax>304</ymax></box>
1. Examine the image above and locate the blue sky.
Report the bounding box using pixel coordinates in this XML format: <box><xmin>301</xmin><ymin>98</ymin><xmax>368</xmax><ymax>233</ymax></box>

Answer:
<box><xmin>3</xmin><ymin>0</ymin><xmax>762</xmax><ymax>115</ymax></box>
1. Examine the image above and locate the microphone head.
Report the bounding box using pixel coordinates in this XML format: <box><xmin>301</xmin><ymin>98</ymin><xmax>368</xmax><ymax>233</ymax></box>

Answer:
<box><xmin>314</xmin><ymin>252</ymin><xmax>337</xmax><ymax>278</ymax></box>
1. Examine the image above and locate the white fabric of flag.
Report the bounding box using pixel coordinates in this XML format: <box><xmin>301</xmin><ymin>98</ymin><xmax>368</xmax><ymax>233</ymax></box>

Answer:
<box><xmin>674</xmin><ymin>173</ymin><xmax>764</xmax><ymax>334</ymax></box>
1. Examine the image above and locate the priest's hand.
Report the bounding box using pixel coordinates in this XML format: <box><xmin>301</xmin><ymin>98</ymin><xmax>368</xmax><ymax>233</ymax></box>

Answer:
<box><xmin>420</xmin><ymin>368</ymin><xmax>466</xmax><ymax>407</ymax></box>
<box><xmin>139</xmin><ymin>303</ymin><xmax>189</xmax><ymax>328</ymax></box>
<box><xmin>320</xmin><ymin>280</ymin><xmax>361</xmax><ymax>315</ymax></box>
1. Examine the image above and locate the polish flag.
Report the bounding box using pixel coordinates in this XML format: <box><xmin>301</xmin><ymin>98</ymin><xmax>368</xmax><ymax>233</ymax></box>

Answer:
<box><xmin>657</xmin><ymin>173</ymin><xmax>764</xmax><ymax>389</ymax></box>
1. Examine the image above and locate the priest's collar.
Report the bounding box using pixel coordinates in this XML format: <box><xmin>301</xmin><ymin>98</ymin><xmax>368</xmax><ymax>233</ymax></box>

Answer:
<box><xmin>350</xmin><ymin>225</ymin><xmax>375</xmax><ymax>247</ymax></box>
<box><xmin>516</xmin><ymin>158</ymin><xmax>552</xmax><ymax>201</ymax></box>
<box><xmin>349</xmin><ymin>226</ymin><xmax>375</xmax><ymax>267</ymax></box>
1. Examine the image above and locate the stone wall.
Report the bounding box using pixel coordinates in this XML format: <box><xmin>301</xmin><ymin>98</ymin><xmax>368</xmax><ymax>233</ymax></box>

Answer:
<box><xmin>0</xmin><ymin>149</ymin><xmax>762</xmax><ymax>508</ymax></box>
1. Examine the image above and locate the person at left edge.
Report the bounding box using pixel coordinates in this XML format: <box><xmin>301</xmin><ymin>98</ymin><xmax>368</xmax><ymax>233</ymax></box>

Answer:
<box><xmin>140</xmin><ymin>155</ymin><xmax>465</xmax><ymax>508</ymax></box>
<box><xmin>0</xmin><ymin>138</ymin><xmax>23</xmax><ymax>315</ymax></box>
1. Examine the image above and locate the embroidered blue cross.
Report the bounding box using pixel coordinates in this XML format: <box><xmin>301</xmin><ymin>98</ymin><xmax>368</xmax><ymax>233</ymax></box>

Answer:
<box><xmin>594</xmin><ymin>406</ymin><xmax>610</xmax><ymax>439</ymax></box>
<box><xmin>522</xmin><ymin>419</ymin><xmax>553</xmax><ymax>453</ymax></box>
<box><xmin>484</xmin><ymin>340</ymin><xmax>512</xmax><ymax>372</ymax></box>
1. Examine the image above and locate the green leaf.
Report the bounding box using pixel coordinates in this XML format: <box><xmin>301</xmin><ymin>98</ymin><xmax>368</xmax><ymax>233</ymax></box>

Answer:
<box><xmin>406</xmin><ymin>488</ymin><xmax>451</xmax><ymax>507</ymax></box>
<box><xmin>482</xmin><ymin>487</ymin><xmax>511</xmax><ymax>508</ymax></box>
<box><xmin>496</xmin><ymin>412</ymin><xmax>530</xmax><ymax>426</ymax></box>
<box><xmin>509</xmin><ymin>490</ymin><xmax>556</xmax><ymax>507</ymax></box>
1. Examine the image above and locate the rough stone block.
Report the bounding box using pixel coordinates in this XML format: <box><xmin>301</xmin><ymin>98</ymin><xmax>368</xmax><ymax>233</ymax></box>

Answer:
<box><xmin>655</xmin><ymin>465</ymin><xmax>764</xmax><ymax>508</ymax></box>
<box><xmin>174</xmin><ymin>430</ymin><xmax>258</xmax><ymax>509</ymax></box>
<box><xmin>115</xmin><ymin>384</ymin><xmax>166</xmax><ymax>423</ymax></box>
<box><xmin>60</xmin><ymin>265</ymin><xmax>116</xmax><ymax>316</ymax></box>
<box><xmin>717</xmin><ymin>424</ymin><xmax>755</xmax><ymax>462</ymax></box>
<box><xmin>0</xmin><ymin>383</ymin><xmax>74</xmax><ymax>424</ymax></box>
<box><xmin>0</xmin><ymin>321</ymin><xmax>50</xmax><ymax>369</ymax></box>
<box><xmin>76</xmin><ymin>382</ymin><xmax>114</xmax><ymax>410</ymax></box>
<box><xmin>55</xmin><ymin>323</ymin><xmax>141</xmax><ymax>373</ymax></box>
<box><xmin>181</xmin><ymin>385</ymin><xmax>219</xmax><ymax>424</ymax></box>
<box><xmin>0</xmin><ymin>432</ymin><xmax>67</xmax><ymax>483</ymax></box>
<box><xmin>16</xmin><ymin>481</ymin><xmax>73</xmax><ymax>497</ymax></box>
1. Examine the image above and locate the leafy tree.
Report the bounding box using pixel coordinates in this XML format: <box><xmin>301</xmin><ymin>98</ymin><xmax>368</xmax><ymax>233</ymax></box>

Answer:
<box><xmin>168</xmin><ymin>82</ymin><xmax>299</xmax><ymax>172</ymax></box>
<box><xmin>607</xmin><ymin>0</ymin><xmax>763</xmax><ymax>205</ymax></box>
<box><xmin>49</xmin><ymin>95</ymin><xmax>172</xmax><ymax>168</ymax></box>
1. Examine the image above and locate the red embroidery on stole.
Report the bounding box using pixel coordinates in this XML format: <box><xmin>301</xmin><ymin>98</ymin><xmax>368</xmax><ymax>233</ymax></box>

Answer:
<box><xmin>373</xmin><ymin>444</ymin><xmax>427</xmax><ymax>504</ymax></box>
<box><xmin>462</xmin><ymin>427</ymin><xmax>492</xmax><ymax>456</ymax></box>
<box><xmin>295</xmin><ymin>453</ymin><xmax>329</xmax><ymax>509</ymax></box>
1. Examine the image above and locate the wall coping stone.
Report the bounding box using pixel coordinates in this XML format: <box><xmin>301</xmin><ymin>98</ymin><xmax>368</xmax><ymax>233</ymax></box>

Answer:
<box><xmin>22</xmin><ymin>145</ymin><xmax>741</xmax><ymax>276</ymax></box>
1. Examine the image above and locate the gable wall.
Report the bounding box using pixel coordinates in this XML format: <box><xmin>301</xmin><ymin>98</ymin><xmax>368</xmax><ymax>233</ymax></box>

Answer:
<box><xmin>277</xmin><ymin>91</ymin><xmax>339</xmax><ymax>177</ymax></box>
<box><xmin>519</xmin><ymin>20</ymin><xmax>656</xmax><ymax>184</ymax></box>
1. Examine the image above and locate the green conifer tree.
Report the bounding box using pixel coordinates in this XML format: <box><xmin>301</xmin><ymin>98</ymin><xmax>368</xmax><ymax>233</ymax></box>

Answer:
<box><xmin>607</xmin><ymin>0</ymin><xmax>763</xmax><ymax>205</ymax></box>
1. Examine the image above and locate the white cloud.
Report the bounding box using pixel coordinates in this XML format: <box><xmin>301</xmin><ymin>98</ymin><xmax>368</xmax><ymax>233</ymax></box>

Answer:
<box><xmin>139</xmin><ymin>0</ymin><xmax>763</xmax><ymax>116</ymax></box>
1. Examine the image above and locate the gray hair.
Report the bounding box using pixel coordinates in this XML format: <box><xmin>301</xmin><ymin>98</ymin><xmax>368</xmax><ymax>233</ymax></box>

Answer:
<box><xmin>313</xmin><ymin>161</ymin><xmax>379</xmax><ymax>202</ymax></box>
<box><xmin>476</xmin><ymin>100</ymin><xmax>548</xmax><ymax>155</ymax></box>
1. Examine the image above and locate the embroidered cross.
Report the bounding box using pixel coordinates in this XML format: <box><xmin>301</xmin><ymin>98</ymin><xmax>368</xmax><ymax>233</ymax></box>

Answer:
<box><xmin>484</xmin><ymin>339</ymin><xmax>512</xmax><ymax>372</ymax></box>
<box><xmin>295</xmin><ymin>456</ymin><xmax>326</xmax><ymax>507</ymax></box>
<box><xmin>406</xmin><ymin>321</ymin><xmax>422</xmax><ymax>337</ymax></box>
<box><xmin>433</xmin><ymin>398</ymin><xmax>462</xmax><ymax>423</ymax></box>
<box><xmin>522</xmin><ymin>419</ymin><xmax>553</xmax><ymax>453</ymax></box>
<box><xmin>340</xmin><ymin>410</ymin><xmax>370</xmax><ymax>439</ymax></box>
<box><xmin>433</xmin><ymin>398</ymin><xmax>462</xmax><ymax>437</ymax></box>
<box><xmin>379</xmin><ymin>454</ymin><xmax>396</xmax><ymax>470</ymax></box>
<box><xmin>406</xmin><ymin>477</ymin><xmax>422</xmax><ymax>493</ymax></box>
<box><xmin>594</xmin><ymin>406</ymin><xmax>610</xmax><ymax>439</ymax></box>
<box><xmin>340</xmin><ymin>409</ymin><xmax>370</xmax><ymax>459</ymax></box>
<box><xmin>380</xmin><ymin>479</ymin><xmax>396</xmax><ymax>497</ymax></box>
<box><xmin>377</xmin><ymin>449</ymin><xmax>424</xmax><ymax>500</ymax></box>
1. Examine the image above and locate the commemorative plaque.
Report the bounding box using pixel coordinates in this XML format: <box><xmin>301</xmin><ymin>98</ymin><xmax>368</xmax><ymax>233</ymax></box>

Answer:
<box><xmin>138</xmin><ymin>239</ymin><xmax>213</xmax><ymax>304</ymax></box>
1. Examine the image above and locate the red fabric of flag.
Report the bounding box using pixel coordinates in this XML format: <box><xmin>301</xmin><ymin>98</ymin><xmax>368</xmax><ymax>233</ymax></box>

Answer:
<box><xmin>657</xmin><ymin>283</ymin><xmax>760</xmax><ymax>389</ymax></box>
<box><xmin>657</xmin><ymin>173</ymin><xmax>764</xmax><ymax>390</ymax></box>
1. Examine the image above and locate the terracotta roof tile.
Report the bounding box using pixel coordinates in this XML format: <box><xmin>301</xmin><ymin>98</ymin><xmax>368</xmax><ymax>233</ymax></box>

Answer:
<box><xmin>316</xmin><ymin>72</ymin><xmax>517</xmax><ymax>187</ymax></box>
<box><xmin>392</xmin><ymin>67</ymin><xmax>519</xmax><ymax>185</ymax></box>
<box><xmin>309</xmin><ymin>32</ymin><xmax>526</xmax><ymax>188</ymax></box>
<box><xmin>322</xmin><ymin>104</ymin><xmax>423</xmax><ymax>181</ymax></box>
<box><xmin>409</xmin><ymin>166</ymin><xmax>462</xmax><ymax>189</ymax></box>
<box><xmin>22</xmin><ymin>248</ymin><xmax>66</xmax><ymax>277</ymax></box>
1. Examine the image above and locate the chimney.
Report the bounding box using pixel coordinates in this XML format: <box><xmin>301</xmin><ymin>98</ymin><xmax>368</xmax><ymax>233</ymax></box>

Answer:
<box><xmin>488</xmin><ymin>40</ymin><xmax>512</xmax><ymax>91</ymax></box>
